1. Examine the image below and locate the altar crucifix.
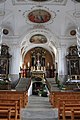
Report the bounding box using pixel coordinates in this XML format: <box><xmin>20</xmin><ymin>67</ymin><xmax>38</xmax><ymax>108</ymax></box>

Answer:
<box><xmin>71</xmin><ymin>60</ymin><xmax>79</xmax><ymax>75</ymax></box>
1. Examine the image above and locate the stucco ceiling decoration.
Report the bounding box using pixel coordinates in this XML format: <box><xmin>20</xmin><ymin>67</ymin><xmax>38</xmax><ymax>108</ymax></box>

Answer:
<box><xmin>0</xmin><ymin>0</ymin><xmax>6</xmax><ymax>4</ymax></box>
<box><xmin>12</xmin><ymin>0</ymin><xmax>67</xmax><ymax>5</ymax></box>
<box><xmin>0</xmin><ymin>10</ymin><xmax>5</xmax><ymax>16</ymax></box>
<box><xmin>73</xmin><ymin>11</ymin><xmax>80</xmax><ymax>18</ymax></box>
<box><xmin>21</xmin><ymin>29</ymin><xmax>51</xmax><ymax>47</ymax></box>
<box><xmin>0</xmin><ymin>0</ymin><xmax>6</xmax><ymax>16</ymax></box>
<box><xmin>23</xmin><ymin>7</ymin><xmax>56</xmax><ymax>25</ymax></box>
<box><xmin>21</xmin><ymin>27</ymin><xmax>59</xmax><ymax>53</ymax></box>
<box><xmin>66</xmin><ymin>10</ymin><xmax>80</xmax><ymax>24</ymax></box>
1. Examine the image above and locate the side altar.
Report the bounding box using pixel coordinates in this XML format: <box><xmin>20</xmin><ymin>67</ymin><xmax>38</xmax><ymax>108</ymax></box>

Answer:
<box><xmin>66</xmin><ymin>45</ymin><xmax>80</xmax><ymax>81</ymax></box>
<box><xmin>0</xmin><ymin>44</ymin><xmax>12</xmax><ymax>90</ymax></box>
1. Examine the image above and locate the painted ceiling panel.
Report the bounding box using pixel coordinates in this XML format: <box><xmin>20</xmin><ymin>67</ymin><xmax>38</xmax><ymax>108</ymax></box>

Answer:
<box><xmin>0</xmin><ymin>0</ymin><xmax>80</xmax><ymax>45</ymax></box>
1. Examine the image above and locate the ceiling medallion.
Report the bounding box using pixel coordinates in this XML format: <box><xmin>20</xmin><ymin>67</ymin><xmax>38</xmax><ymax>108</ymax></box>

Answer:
<box><xmin>70</xmin><ymin>30</ymin><xmax>76</xmax><ymax>36</ymax></box>
<box><xmin>30</xmin><ymin>34</ymin><xmax>47</xmax><ymax>44</ymax></box>
<box><xmin>28</xmin><ymin>9</ymin><xmax>51</xmax><ymax>23</ymax></box>
<box><xmin>23</xmin><ymin>7</ymin><xmax>56</xmax><ymax>24</ymax></box>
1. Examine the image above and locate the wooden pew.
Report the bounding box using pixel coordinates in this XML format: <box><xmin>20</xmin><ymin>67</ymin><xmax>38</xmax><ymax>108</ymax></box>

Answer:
<box><xmin>62</xmin><ymin>102</ymin><xmax>80</xmax><ymax>120</ymax></box>
<box><xmin>0</xmin><ymin>108</ymin><xmax>11</xmax><ymax>120</ymax></box>
<box><xmin>0</xmin><ymin>91</ymin><xmax>28</xmax><ymax>108</ymax></box>
<box><xmin>0</xmin><ymin>99</ymin><xmax>20</xmax><ymax>120</ymax></box>
<box><xmin>49</xmin><ymin>92</ymin><xmax>80</xmax><ymax>108</ymax></box>
<box><xmin>0</xmin><ymin>91</ymin><xmax>28</xmax><ymax>119</ymax></box>
<box><xmin>57</xmin><ymin>98</ymin><xmax>80</xmax><ymax>120</ymax></box>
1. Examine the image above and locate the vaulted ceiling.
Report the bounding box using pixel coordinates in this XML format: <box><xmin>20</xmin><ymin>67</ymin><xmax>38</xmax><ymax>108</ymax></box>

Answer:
<box><xmin>0</xmin><ymin>0</ymin><xmax>80</xmax><ymax>48</ymax></box>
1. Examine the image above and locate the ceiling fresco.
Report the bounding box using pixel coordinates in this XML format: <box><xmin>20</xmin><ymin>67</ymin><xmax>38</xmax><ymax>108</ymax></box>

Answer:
<box><xmin>23</xmin><ymin>6</ymin><xmax>56</xmax><ymax>24</ymax></box>
<box><xmin>30</xmin><ymin>34</ymin><xmax>47</xmax><ymax>44</ymax></box>
<box><xmin>28</xmin><ymin>9</ymin><xmax>51</xmax><ymax>23</ymax></box>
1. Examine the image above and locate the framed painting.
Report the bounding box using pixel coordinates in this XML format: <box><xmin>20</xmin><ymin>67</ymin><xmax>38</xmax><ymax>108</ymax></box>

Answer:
<box><xmin>30</xmin><ymin>34</ymin><xmax>47</xmax><ymax>44</ymax></box>
<box><xmin>28</xmin><ymin>9</ymin><xmax>51</xmax><ymax>23</ymax></box>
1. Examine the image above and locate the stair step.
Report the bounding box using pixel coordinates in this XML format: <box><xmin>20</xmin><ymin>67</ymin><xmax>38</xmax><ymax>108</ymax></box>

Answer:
<box><xmin>21</xmin><ymin>108</ymin><xmax>58</xmax><ymax>118</ymax></box>
<box><xmin>22</xmin><ymin>118</ymin><xmax>58</xmax><ymax>120</ymax></box>
<box><xmin>21</xmin><ymin>95</ymin><xmax>58</xmax><ymax>120</ymax></box>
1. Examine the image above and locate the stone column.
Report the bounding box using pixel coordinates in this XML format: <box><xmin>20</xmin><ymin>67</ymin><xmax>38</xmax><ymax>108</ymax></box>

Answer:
<box><xmin>57</xmin><ymin>45</ymin><xmax>67</xmax><ymax>82</ymax></box>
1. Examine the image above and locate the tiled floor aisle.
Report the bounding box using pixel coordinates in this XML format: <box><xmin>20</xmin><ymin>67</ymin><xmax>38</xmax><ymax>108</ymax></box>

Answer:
<box><xmin>21</xmin><ymin>95</ymin><xmax>58</xmax><ymax>120</ymax></box>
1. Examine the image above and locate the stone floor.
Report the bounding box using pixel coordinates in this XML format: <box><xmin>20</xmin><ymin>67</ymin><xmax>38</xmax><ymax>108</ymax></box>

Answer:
<box><xmin>21</xmin><ymin>95</ymin><xmax>58</xmax><ymax>120</ymax></box>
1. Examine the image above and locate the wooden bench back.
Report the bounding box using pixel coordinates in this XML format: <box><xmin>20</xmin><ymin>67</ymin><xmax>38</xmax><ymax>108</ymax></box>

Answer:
<box><xmin>0</xmin><ymin>100</ymin><xmax>18</xmax><ymax>120</ymax></box>
<box><xmin>62</xmin><ymin>102</ymin><xmax>80</xmax><ymax>120</ymax></box>
<box><xmin>49</xmin><ymin>92</ymin><xmax>80</xmax><ymax>107</ymax></box>
<box><xmin>57</xmin><ymin>98</ymin><xmax>80</xmax><ymax>120</ymax></box>
<box><xmin>0</xmin><ymin>91</ymin><xmax>28</xmax><ymax>108</ymax></box>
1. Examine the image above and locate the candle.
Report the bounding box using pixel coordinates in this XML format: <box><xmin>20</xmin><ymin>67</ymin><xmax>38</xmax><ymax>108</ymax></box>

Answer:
<box><xmin>47</xmin><ymin>62</ymin><xmax>49</xmax><ymax>67</ymax></box>
<box><xmin>24</xmin><ymin>64</ymin><xmax>26</xmax><ymax>69</ymax></box>
<box><xmin>28</xmin><ymin>62</ymin><xmax>30</xmax><ymax>67</ymax></box>
<box><xmin>75</xmin><ymin>75</ymin><xmax>77</xmax><ymax>80</ymax></box>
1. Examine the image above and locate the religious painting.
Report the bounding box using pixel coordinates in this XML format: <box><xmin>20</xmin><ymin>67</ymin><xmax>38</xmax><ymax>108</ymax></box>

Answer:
<box><xmin>28</xmin><ymin>9</ymin><xmax>51</xmax><ymax>23</ymax></box>
<box><xmin>70</xmin><ymin>60</ymin><xmax>79</xmax><ymax>75</ymax></box>
<box><xmin>30</xmin><ymin>34</ymin><xmax>47</xmax><ymax>44</ymax></box>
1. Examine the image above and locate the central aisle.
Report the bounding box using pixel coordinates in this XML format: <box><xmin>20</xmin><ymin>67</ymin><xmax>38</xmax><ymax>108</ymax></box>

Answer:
<box><xmin>21</xmin><ymin>95</ymin><xmax>58</xmax><ymax>120</ymax></box>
